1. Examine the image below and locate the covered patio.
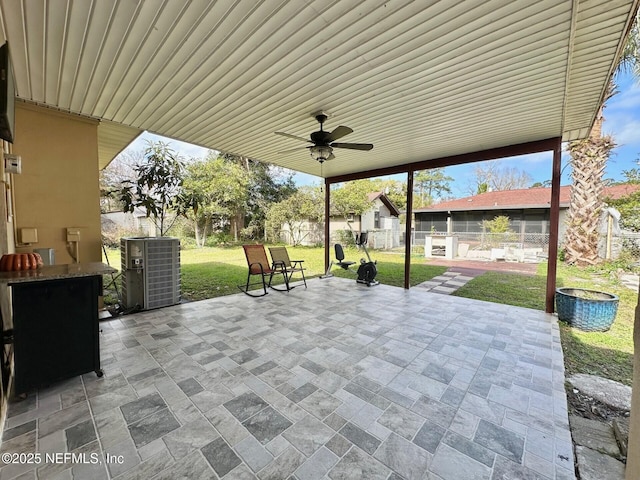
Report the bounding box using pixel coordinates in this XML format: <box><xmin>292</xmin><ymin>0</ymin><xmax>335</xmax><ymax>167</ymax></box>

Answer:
<box><xmin>1</xmin><ymin>278</ymin><xmax>572</xmax><ymax>480</ymax></box>
<box><xmin>0</xmin><ymin>1</ymin><xmax>639</xmax><ymax>479</ymax></box>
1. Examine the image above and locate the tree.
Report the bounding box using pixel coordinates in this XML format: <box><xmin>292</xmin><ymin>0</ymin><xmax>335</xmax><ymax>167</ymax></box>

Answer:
<box><xmin>482</xmin><ymin>215</ymin><xmax>512</xmax><ymax>234</ymax></box>
<box><xmin>221</xmin><ymin>154</ymin><xmax>296</xmax><ymax>240</ymax></box>
<box><xmin>604</xmin><ymin>165</ymin><xmax>640</xmax><ymax>232</ymax></box>
<box><xmin>481</xmin><ymin>215</ymin><xmax>515</xmax><ymax>247</ymax></box>
<box><xmin>119</xmin><ymin>141</ymin><xmax>185</xmax><ymax>236</ymax></box>
<box><xmin>531</xmin><ymin>180</ymin><xmax>552</xmax><ymax>188</ymax></box>
<box><xmin>468</xmin><ymin>162</ymin><xmax>532</xmax><ymax>194</ymax></box>
<box><xmin>616</xmin><ymin>167</ymin><xmax>640</xmax><ymax>184</ymax></box>
<box><xmin>414</xmin><ymin>168</ymin><xmax>453</xmax><ymax>207</ymax></box>
<box><xmin>331</xmin><ymin>180</ymin><xmax>375</xmax><ymax>218</ymax></box>
<box><xmin>603</xmin><ymin>167</ymin><xmax>640</xmax><ymax>258</ymax></box>
<box><xmin>176</xmin><ymin>154</ymin><xmax>249</xmax><ymax>247</ymax></box>
<box><xmin>100</xmin><ymin>149</ymin><xmax>143</xmax><ymax>213</ymax></box>
<box><xmin>563</xmin><ymin>12</ymin><xmax>640</xmax><ymax>265</ymax></box>
<box><xmin>476</xmin><ymin>182</ymin><xmax>489</xmax><ymax>195</ymax></box>
<box><xmin>266</xmin><ymin>187</ymin><xmax>323</xmax><ymax>245</ymax></box>
<box><xmin>370</xmin><ymin>179</ymin><xmax>407</xmax><ymax>210</ymax></box>
<box><xmin>563</xmin><ymin>136</ymin><xmax>614</xmax><ymax>264</ymax></box>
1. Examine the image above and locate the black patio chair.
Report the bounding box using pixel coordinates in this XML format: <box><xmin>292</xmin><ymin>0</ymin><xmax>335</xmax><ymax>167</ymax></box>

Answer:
<box><xmin>269</xmin><ymin>246</ymin><xmax>307</xmax><ymax>289</ymax></box>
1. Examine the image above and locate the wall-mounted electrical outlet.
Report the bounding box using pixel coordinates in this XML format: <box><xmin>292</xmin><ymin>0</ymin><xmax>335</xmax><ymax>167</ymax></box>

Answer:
<box><xmin>66</xmin><ymin>227</ymin><xmax>80</xmax><ymax>242</ymax></box>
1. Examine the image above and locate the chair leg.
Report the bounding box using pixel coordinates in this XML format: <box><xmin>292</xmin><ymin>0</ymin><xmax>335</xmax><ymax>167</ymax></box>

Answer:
<box><xmin>267</xmin><ymin>261</ymin><xmax>292</xmax><ymax>292</ymax></box>
<box><xmin>284</xmin><ymin>270</ymin><xmax>296</xmax><ymax>290</ymax></box>
<box><xmin>288</xmin><ymin>262</ymin><xmax>306</xmax><ymax>288</ymax></box>
<box><xmin>238</xmin><ymin>271</ymin><xmax>269</xmax><ymax>297</ymax></box>
<box><xmin>268</xmin><ymin>268</ymin><xmax>290</xmax><ymax>292</ymax></box>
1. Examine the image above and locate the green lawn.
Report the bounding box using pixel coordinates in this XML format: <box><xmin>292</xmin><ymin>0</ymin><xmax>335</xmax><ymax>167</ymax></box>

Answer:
<box><xmin>453</xmin><ymin>262</ymin><xmax>635</xmax><ymax>386</ymax></box>
<box><xmin>103</xmin><ymin>245</ymin><xmax>447</xmax><ymax>301</ymax></box>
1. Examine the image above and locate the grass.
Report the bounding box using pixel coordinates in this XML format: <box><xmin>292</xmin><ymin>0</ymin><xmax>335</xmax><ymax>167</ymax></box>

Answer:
<box><xmin>103</xmin><ymin>244</ymin><xmax>447</xmax><ymax>301</ymax></box>
<box><xmin>103</xmin><ymin>244</ymin><xmax>635</xmax><ymax>386</ymax></box>
<box><xmin>453</xmin><ymin>262</ymin><xmax>635</xmax><ymax>386</ymax></box>
<box><xmin>452</xmin><ymin>269</ymin><xmax>547</xmax><ymax>310</ymax></box>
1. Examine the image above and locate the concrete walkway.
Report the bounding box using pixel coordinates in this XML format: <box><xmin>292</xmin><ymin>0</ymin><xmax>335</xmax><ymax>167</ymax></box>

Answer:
<box><xmin>416</xmin><ymin>267</ymin><xmax>486</xmax><ymax>294</ymax></box>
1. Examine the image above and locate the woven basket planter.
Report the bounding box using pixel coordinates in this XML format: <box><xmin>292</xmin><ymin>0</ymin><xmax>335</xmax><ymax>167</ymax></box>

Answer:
<box><xmin>555</xmin><ymin>288</ymin><xmax>619</xmax><ymax>332</ymax></box>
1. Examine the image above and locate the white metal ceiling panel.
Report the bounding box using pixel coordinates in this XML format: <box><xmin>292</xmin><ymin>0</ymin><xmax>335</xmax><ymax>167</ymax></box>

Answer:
<box><xmin>0</xmin><ymin>0</ymin><xmax>637</xmax><ymax>176</ymax></box>
<box><xmin>562</xmin><ymin>0</ymin><xmax>637</xmax><ymax>139</ymax></box>
<box><xmin>97</xmin><ymin>120</ymin><xmax>142</xmax><ymax>170</ymax></box>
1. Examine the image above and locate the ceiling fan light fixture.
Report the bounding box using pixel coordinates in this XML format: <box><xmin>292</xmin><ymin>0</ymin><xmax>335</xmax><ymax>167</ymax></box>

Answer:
<box><xmin>310</xmin><ymin>145</ymin><xmax>333</xmax><ymax>163</ymax></box>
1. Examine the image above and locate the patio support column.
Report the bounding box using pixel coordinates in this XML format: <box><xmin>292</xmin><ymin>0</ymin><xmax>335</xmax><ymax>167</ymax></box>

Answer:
<box><xmin>627</xmin><ymin>293</ymin><xmax>640</xmax><ymax>479</ymax></box>
<box><xmin>324</xmin><ymin>178</ymin><xmax>331</xmax><ymax>272</ymax></box>
<box><xmin>404</xmin><ymin>170</ymin><xmax>414</xmax><ymax>289</ymax></box>
<box><xmin>545</xmin><ymin>140</ymin><xmax>562</xmax><ymax>313</ymax></box>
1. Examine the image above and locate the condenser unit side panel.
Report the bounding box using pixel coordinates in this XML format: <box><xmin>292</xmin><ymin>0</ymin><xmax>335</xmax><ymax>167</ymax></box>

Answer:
<box><xmin>144</xmin><ymin>238</ymin><xmax>181</xmax><ymax>309</ymax></box>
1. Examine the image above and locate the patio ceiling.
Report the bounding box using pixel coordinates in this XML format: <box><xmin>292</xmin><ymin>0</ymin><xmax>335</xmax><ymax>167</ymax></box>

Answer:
<box><xmin>1</xmin><ymin>0</ymin><xmax>638</xmax><ymax>176</ymax></box>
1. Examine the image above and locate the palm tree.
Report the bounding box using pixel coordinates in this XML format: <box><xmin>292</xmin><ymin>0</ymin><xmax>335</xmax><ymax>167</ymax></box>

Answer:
<box><xmin>563</xmin><ymin>13</ymin><xmax>640</xmax><ymax>265</ymax></box>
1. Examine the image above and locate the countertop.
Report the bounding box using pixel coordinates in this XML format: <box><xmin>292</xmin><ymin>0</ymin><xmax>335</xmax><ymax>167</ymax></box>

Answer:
<box><xmin>0</xmin><ymin>262</ymin><xmax>117</xmax><ymax>285</ymax></box>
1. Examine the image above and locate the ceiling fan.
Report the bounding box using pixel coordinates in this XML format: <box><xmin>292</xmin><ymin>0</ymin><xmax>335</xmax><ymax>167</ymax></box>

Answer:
<box><xmin>275</xmin><ymin>112</ymin><xmax>373</xmax><ymax>163</ymax></box>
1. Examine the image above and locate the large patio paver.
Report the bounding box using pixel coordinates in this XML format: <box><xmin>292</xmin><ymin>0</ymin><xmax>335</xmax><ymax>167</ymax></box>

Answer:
<box><xmin>0</xmin><ymin>277</ymin><xmax>574</xmax><ymax>479</ymax></box>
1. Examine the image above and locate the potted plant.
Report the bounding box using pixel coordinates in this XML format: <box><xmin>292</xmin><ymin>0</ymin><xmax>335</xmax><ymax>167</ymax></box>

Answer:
<box><xmin>555</xmin><ymin>287</ymin><xmax>619</xmax><ymax>332</ymax></box>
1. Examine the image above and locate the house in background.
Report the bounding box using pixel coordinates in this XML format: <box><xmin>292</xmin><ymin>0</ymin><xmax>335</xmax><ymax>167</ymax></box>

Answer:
<box><xmin>282</xmin><ymin>191</ymin><xmax>401</xmax><ymax>248</ymax></box>
<box><xmin>414</xmin><ymin>184</ymin><xmax>640</xmax><ymax>259</ymax></box>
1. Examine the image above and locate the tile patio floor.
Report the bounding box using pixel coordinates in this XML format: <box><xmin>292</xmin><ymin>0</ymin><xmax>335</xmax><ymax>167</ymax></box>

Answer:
<box><xmin>0</xmin><ymin>277</ymin><xmax>575</xmax><ymax>480</ymax></box>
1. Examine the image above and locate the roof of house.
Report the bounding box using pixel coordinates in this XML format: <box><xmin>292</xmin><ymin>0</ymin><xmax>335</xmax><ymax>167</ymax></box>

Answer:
<box><xmin>414</xmin><ymin>184</ymin><xmax>640</xmax><ymax>213</ymax></box>
<box><xmin>367</xmin><ymin>192</ymin><xmax>401</xmax><ymax>217</ymax></box>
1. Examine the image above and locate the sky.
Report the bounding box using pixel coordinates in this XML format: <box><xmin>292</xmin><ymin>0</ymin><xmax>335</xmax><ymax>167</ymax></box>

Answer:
<box><xmin>124</xmin><ymin>70</ymin><xmax>640</xmax><ymax>200</ymax></box>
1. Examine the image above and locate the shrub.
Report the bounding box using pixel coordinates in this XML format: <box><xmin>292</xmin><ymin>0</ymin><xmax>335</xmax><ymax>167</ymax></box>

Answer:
<box><xmin>335</xmin><ymin>229</ymin><xmax>356</xmax><ymax>246</ymax></box>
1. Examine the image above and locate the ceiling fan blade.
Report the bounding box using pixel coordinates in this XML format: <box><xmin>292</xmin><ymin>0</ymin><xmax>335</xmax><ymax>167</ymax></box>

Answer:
<box><xmin>274</xmin><ymin>131</ymin><xmax>312</xmax><ymax>143</ymax></box>
<box><xmin>327</xmin><ymin>126</ymin><xmax>353</xmax><ymax>142</ymax></box>
<box><xmin>277</xmin><ymin>146</ymin><xmax>311</xmax><ymax>154</ymax></box>
<box><xmin>331</xmin><ymin>142</ymin><xmax>374</xmax><ymax>151</ymax></box>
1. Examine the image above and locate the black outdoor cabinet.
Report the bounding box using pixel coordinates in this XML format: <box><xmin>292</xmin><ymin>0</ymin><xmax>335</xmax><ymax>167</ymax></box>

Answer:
<box><xmin>0</xmin><ymin>263</ymin><xmax>115</xmax><ymax>395</ymax></box>
<box><xmin>10</xmin><ymin>274</ymin><xmax>104</xmax><ymax>395</ymax></box>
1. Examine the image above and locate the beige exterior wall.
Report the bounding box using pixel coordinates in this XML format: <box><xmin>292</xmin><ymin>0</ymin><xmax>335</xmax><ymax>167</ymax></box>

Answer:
<box><xmin>12</xmin><ymin>103</ymin><xmax>102</xmax><ymax>264</ymax></box>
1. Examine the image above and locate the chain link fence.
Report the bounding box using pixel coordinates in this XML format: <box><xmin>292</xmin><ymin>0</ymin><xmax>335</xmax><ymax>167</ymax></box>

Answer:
<box><xmin>409</xmin><ymin>231</ymin><xmax>549</xmax><ymax>251</ymax></box>
<box><xmin>601</xmin><ymin>231</ymin><xmax>640</xmax><ymax>260</ymax></box>
<box><xmin>279</xmin><ymin>227</ymin><xmax>640</xmax><ymax>262</ymax></box>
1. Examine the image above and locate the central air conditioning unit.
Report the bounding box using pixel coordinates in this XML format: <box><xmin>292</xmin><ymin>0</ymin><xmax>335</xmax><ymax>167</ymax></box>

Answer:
<box><xmin>121</xmin><ymin>237</ymin><xmax>181</xmax><ymax>311</ymax></box>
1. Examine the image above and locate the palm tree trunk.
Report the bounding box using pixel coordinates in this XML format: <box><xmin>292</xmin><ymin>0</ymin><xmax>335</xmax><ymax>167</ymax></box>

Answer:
<box><xmin>563</xmin><ymin>111</ymin><xmax>615</xmax><ymax>265</ymax></box>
